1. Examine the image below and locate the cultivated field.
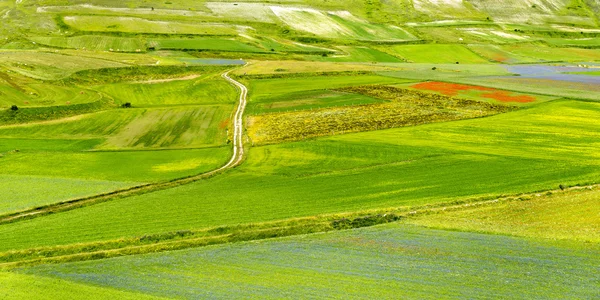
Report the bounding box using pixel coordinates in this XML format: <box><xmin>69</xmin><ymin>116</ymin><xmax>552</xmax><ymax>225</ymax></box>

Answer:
<box><xmin>1</xmin><ymin>0</ymin><xmax>599</xmax><ymax>298</ymax></box>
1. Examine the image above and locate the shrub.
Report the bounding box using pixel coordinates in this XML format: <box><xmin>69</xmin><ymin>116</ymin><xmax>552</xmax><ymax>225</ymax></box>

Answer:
<box><xmin>122</xmin><ymin>102</ymin><xmax>132</xmax><ymax>108</ymax></box>
<box><xmin>10</xmin><ymin>105</ymin><xmax>18</xmax><ymax>111</ymax></box>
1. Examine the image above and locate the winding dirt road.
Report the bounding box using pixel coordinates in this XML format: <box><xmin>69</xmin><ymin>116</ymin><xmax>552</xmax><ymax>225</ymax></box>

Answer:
<box><xmin>0</xmin><ymin>69</ymin><xmax>249</xmax><ymax>224</ymax></box>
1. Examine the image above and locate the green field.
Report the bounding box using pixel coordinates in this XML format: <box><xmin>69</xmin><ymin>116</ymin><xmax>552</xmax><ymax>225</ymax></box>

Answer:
<box><xmin>149</xmin><ymin>38</ymin><xmax>265</xmax><ymax>53</ymax></box>
<box><xmin>408</xmin><ymin>187</ymin><xmax>600</xmax><ymax>242</ymax></box>
<box><xmin>13</xmin><ymin>223</ymin><xmax>599</xmax><ymax>299</ymax></box>
<box><xmin>0</xmin><ymin>272</ymin><xmax>163</xmax><ymax>300</ymax></box>
<box><xmin>0</xmin><ymin>100</ymin><xmax>598</xmax><ymax>251</ymax></box>
<box><xmin>1</xmin><ymin>0</ymin><xmax>600</xmax><ymax>297</ymax></box>
<box><xmin>381</xmin><ymin>44</ymin><xmax>490</xmax><ymax>64</ymax></box>
<box><xmin>63</xmin><ymin>16</ymin><xmax>239</xmax><ymax>35</ymax></box>
<box><xmin>94</xmin><ymin>74</ymin><xmax>237</xmax><ymax>107</ymax></box>
<box><xmin>29</xmin><ymin>36</ymin><xmax>146</xmax><ymax>52</ymax></box>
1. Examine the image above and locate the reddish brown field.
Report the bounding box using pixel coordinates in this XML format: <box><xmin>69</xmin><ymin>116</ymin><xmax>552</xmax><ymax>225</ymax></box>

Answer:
<box><xmin>411</xmin><ymin>82</ymin><xmax>535</xmax><ymax>103</ymax></box>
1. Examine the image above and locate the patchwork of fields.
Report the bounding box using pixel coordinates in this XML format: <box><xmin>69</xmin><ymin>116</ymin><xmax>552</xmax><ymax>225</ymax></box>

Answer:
<box><xmin>1</xmin><ymin>0</ymin><xmax>599</xmax><ymax>298</ymax></box>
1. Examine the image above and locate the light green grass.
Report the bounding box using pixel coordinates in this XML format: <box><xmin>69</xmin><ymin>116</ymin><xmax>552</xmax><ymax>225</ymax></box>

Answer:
<box><xmin>0</xmin><ymin>100</ymin><xmax>598</xmax><ymax>250</ymax></box>
<box><xmin>0</xmin><ymin>146</ymin><xmax>230</xmax><ymax>183</ymax></box>
<box><xmin>408</xmin><ymin>187</ymin><xmax>600</xmax><ymax>242</ymax></box>
<box><xmin>0</xmin><ymin>51</ymin><xmax>125</xmax><ymax>80</ymax></box>
<box><xmin>94</xmin><ymin>74</ymin><xmax>237</xmax><ymax>107</ymax></box>
<box><xmin>0</xmin><ymin>272</ymin><xmax>164</xmax><ymax>300</ymax></box>
<box><xmin>0</xmin><ymin>81</ymin><xmax>101</xmax><ymax>108</ymax></box>
<box><xmin>381</xmin><ymin>44</ymin><xmax>489</xmax><ymax>64</ymax></box>
<box><xmin>0</xmin><ymin>105</ymin><xmax>232</xmax><ymax>149</ymax></box>
<box><xmin>17</xmin><ymin>223</ymin><xmax>600</xmax><ymax>299</ymax></box>
<box><xmin>0</xmin><ymin>174</ymin><xmax>132</xmax><ymax>215</ymax></box>
<box><xmin>149</xmin><ymin>38</ymin><xmax>265</xmax><ymax>53</ymax></box>
<box><xmin>63</xmin><ymin>15</ymin><xmax>238</xmax><ymax>35</ymax></box>
<box><xmin>468</xmin><ymin>44</ymin><xmax>542</xmax><ymax>63</ymax></box>
<box><xmin>29</xmin><ymin>36</ymin><xmax>146</xmax><ymax>52</ymax></box>
<box><xmin>545</xmin><ymin>37</ymin><xmax>600</xmax><ymax>47</ymax></box>
<box><xmin>497</xmin><ymin>44</ymin><xmax>600</xmax><ymax>62</ymax></box>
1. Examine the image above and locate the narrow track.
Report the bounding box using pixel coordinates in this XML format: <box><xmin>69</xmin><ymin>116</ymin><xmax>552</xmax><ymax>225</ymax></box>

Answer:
<box><xmin>0</xmin><ymin>69</ymin><xmax>249</xmax><ymax>224</ymax></box>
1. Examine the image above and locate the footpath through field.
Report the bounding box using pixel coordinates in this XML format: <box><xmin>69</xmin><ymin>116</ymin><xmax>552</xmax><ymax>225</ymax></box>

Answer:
<box><xmin>0</xmin><ymin>69</ymin><xmax>249</xmax><ymax>224</ymax></box>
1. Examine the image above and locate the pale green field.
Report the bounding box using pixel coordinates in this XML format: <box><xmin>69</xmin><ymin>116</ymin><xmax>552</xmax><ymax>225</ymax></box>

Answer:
<box><xmin>29</xmin><ymin>36</ymin><xmax>146</xmax><ymax>52</ymax></box>
<box><xmin>15</xmin><ymin>223</ymin><xmax>600</xmax><ymax>299</ymax></box>
<box><xmin>408</xmin><ymin>187</ymin><xmax>600</xmax><ymax>242</ymax></box>
<box><xmin>63</xmin><ymin>15</ymin><xmax>239</xmax><ymax>35</ymax></box>
<box><xmin>380</xmin><ymin>44</ymin><xmax>490</xmax><ymax>64</ymax></box>
<box><xmin>94</xmin><ymin>75</ymin><xmax>237</xmax><ymax>107</ymax></box>
<box><xmin>0</xmin><ymin>272</ymin><xmax>163</xmax><ymax>300</ymax></box>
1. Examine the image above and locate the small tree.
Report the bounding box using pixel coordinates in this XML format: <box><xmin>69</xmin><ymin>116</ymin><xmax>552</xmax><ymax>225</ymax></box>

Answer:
<box><xmin>10</xmin><ymin>105</ymin><xmax>18</xmax><ymax>111</ymax></box>
<box><xmin>122</xmin><ymin>102</ymin><xmax>132</xmax><ymax>108</ymax></box>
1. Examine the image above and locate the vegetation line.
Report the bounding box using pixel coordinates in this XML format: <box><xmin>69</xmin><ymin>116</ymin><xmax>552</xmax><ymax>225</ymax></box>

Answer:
<box><xmin>1</xmin><ymin>183</ymin><xmax>597</xmax><ymax>269</ymax></box>
<box><xmin>0</xmin><ymin>68</ymin><xmax>249</xmax><ymax>225</ymax></box>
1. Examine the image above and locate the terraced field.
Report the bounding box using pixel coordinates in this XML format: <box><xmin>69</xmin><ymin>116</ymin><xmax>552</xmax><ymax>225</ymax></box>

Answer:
<box><xmin>1</xmin><ymin>0</ymin><xmax>599</xmax><ymax>298</ymax></box>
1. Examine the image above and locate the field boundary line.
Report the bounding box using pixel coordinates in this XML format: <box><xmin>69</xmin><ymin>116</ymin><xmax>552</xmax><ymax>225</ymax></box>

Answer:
<box><xmin>0</xmin><ymin>68</ymin><xmax>249</xmax><ymax>225</ymax></box>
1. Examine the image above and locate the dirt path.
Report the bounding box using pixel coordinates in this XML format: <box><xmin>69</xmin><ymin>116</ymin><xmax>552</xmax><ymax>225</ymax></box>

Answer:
<box><xmin>0</xmin><ymin>69</ymin><xmax>249</xmax><ymax>224</ymax></box>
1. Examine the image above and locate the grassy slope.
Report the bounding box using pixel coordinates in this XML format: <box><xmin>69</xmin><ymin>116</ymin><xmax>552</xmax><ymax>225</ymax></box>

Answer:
<box><xmin>0</xmin><ymin>272</ymin><xmax>163</xmax><ymax>300</ymax></box>
<box><xmin>16</xmin><ymin>223</ymin><xmax>600</xmax><ymax>299</ymax></box>
<box><xmin>94</xmin><ymin>74</ymin><xmax>236</xmax><ymax>107</ymax></box>
<box><xmin>0</xmin><ymin>106</ymin><xmax>232</xmax><ymax>149</ymax></box>
<box><xmin>407</xmin><ymin>187</ymin><xmax>600</xmax><ymax>242</ymax></box>
<box><xmin>0</xmin><ymin>100</ymin><xmax>598</xmax><ymax>250</ymax></box>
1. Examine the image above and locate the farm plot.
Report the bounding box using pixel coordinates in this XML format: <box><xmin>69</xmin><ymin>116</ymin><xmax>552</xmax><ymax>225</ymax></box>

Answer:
<box><xmin>406</xmin><ymin>81</ymin><xmax>557</xmax><ymax>105</ymax></box>
<box><xmin>408</xmin><ymin>187</ymin><xmax>600</xmax><ymax>243</ymax></box>
<box><xmin>246</xmin><ymin>74</ymin><xmax>406</xmax><ymax>102</ymax></box>
<box><xmin>15</xmin><ymin>223</ymin><xmax>600</xmax><ymax>299</ymax></box>
<box><xmin>467</xmin><ymin>44</ymin><xmax>543</xmax><ymax>63</ymax></box>
<box><xmin>457</xmin><ymin>77</ymin><xmax>600</xmax><ymax>101</ymax></box>
<box><xmin>233</xmin><ymin>60</ymin><xmax>400</xmax><ymax>76</ymax></box>
<box><xmin>248</xmin><ymin>86</ymin><xmax>515</xmax><ymax>144</ymax></box>
<box><xmin>249</xmin><ymin>90</ymin><xmax>386</xmax><ymax>115</ymax></box>
<box><xmin>0</xmin><ymin>146</ymin><xmax>230</xmax><ymax>184</ymax></box>
<box><xmin>29</xmin><ymin>36</ymin><xmax>146</xmax><ymax>52</ymax></box>
<box><xmin>315</xmin><ymin>46</ymin><xmax>404</xmax><ymax>63</ymax></box>
<box><xmin>63</xmin><ymin>16</ymin><xmax>239</xmax><ymax>35</ymax></box>
<box><xmin>148</xmin><ymin>38</ymin><xmax>265</xmax><ymax>53</ymax></box>
<box><xmin>0</xmin><ymin>51</ymin><xmax>125</xmax><ymax>80</ymax></box>
<box><xmin>380</xmin><ymin>44</ymin><xmax>489</xmax><ymax>64</ymax></box>
<box><xmin>1</xmin><ymin>100</ymin><xmax>598</xmax><ymax>251</ymax></box>
<box><xmin>0</xmin><ymin>106</ymin><xmax>233</xmax><ymax>149</ymax></box>
<box><xmin>0</xmin><ymin>80</ymin><xmax>101</xmax><ymax>108</ymax></box>
<box><xmin>496</xmin><ymin>44</ymin><xmax>600</xmax><ymax>62</ymax></box>
<box><xmin>0</xmin><ymin>174</ymin><xmax>132</xmax><ymax>215</ymax></box>
<box><xmin>94</xmin><ymin>74</ymin><xmax>237</xmax><ymax>107</ymax></box>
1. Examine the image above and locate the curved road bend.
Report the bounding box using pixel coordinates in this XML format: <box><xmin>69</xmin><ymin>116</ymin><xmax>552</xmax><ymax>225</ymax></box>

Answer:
<box><xmin>0</xmin><ymin>69</ymin><xmax>249</xmax><ymax>223</ymax></box>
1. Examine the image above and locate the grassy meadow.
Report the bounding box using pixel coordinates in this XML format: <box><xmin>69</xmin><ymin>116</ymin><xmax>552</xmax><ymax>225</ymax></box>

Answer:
<box><xmin>1</xmin><ymin>0</ymin><xmax>600</xmax><ymax>297</ymax></box>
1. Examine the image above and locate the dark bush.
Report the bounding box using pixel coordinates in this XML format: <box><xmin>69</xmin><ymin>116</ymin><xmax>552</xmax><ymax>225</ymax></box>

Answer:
<box><xmin>10</xmin><ymin>105</ymin><xmax>18</xmax><ymax>111</ymax></box>
<box><xmin>122</xmin><ymin>102</ymin><xmax>132</xmax><ymax>108</ymax></box>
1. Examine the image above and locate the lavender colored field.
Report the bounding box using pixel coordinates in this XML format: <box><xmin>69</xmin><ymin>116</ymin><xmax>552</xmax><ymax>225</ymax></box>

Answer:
<box><xmin>504</xmin><ymin>64</ymin><xmax>600</xmax><ymax>84</ymax></box>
